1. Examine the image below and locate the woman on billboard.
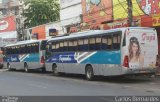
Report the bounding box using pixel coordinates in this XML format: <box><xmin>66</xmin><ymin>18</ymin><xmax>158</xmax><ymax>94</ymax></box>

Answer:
<box><xmin>128</xmin><ymin>37</ymin><xmax>144</xmax><ymax>68</ymax></box>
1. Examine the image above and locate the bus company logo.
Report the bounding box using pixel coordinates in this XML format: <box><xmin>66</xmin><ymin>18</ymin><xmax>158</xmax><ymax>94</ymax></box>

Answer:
<box><xmin>0</xmin><ymin>20</ymin><xmax>9</xmax><ymax>31</ymax></box>
<box><xmin>11</xmin><ymin>57</ymin><xmax>18</xmax><ymax>62</ymax></box>
<box><xmin>51</xmin><ymin>58</ymin><xmax>57</xmax><ymax>61</ymax></box>
<box><xmin>142</xmin><ymin>33</ymin><xmax>155</xmax><ymax>42</ymax></box>
<box><xmin>59</xmin><ymin>55</ymin><xmax>72</xmax><ymax>62</ymax></box>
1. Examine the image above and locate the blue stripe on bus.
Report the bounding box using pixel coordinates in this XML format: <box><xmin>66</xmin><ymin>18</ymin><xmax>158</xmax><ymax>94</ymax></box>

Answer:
<box><xmin>81</xmin><ymin>51</ymin><xmax>121</xmax><ymax>64</ymax></box>
<box><xmin>46</xmin><ymin>52</ymin><xmax>77</xmax><ymax>63</ymax></box>
<box><xmin>23</xmin><ymin>53</ymin><xmax>40</xmax><ymax>62</ymax></box>
<box><xmin>46</xmin><ymin>51</ymin><xmax>121</xmax><ymax>64</ymax></box>
<box><xmin>5</xmin><ymin>53</ymin><xmax>40</xmax><ymax>62</ymax></box>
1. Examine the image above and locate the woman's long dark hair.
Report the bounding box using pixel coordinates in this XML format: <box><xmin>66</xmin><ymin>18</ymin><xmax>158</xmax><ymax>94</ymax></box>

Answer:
<box><xmin>128</xmin><ymin>37</ymin><xmax>141</xmax><ymax>61</ymax></box>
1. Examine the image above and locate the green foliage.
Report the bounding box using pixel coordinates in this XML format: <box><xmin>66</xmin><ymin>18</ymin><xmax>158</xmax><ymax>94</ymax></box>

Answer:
<box><xmin>23</xmin><ymin>0</ymin><xmax>60</xmax><ymax>28</ymax></box>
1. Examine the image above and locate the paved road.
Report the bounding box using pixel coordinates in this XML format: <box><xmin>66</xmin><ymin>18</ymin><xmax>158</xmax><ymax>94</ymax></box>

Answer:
<box><xmin>0</xmin><ymin>69</ymin><xmax>160</xmax><ymax>96</ymax></box>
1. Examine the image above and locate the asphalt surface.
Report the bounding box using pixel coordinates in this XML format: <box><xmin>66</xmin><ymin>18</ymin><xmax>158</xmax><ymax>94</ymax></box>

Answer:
<box><xmin>0</xmin><ymin>69</ymin><xmax>160</xmax><ymax>97</ymax></box>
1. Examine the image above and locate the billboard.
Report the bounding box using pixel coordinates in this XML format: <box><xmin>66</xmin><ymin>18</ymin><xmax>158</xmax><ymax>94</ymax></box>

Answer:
<box><xmin>113</xmin><ymin>0</ymin><xmax>144</xmax><ymax>20</ymax></box>
<box><xmin>82</xmin><ymin>0</ymin><xmax>113</xmax><ymax>25</ymax></box>
<box><xmin>0</xmin><ymin>15</ymin><xmax>16</xmax><ymax>33</ymax></box>
<box><xmin>81</xmin><ymin>0</ymin><xmax>160</xmax><ymax>29</ymax></box>
<box><xmin>137</xmin><ymin>0</ymin><xmax>160</xmax><ymax>15</ymax></box>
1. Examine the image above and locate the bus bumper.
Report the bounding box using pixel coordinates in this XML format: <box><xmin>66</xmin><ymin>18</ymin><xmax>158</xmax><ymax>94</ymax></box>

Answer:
<box><xmin>122</xmin><ymin>67</ymin><xmax>157</xmax><ymax>75</ymax></box>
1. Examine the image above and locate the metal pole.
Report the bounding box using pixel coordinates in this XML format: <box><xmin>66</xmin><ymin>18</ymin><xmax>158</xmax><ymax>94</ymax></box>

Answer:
<box><xmin>127</xmin><ymin>0</ymin><xmax>133</xmax><ymax>27</ymax></box>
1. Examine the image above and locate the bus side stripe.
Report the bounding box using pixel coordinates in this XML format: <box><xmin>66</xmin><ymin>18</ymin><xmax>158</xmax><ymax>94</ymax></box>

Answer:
<box><xmin>78</xmin><ymin>52</ymin><xmax>97</xmax><ymax>64</ymax></box>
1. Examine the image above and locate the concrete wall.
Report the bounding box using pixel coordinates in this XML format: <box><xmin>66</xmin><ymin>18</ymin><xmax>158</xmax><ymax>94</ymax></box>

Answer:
<box><xmin>60</xmin><ymin>4</ymin><xmax>82</xmax><ymax>21</ymax></box>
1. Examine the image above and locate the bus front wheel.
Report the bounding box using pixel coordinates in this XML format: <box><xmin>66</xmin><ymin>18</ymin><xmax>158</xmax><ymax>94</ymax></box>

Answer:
<box><xmin>52</xmin><ymin>64</ymin><xmax>59</xmax><ymax>76</ymax></box>
<box><xmin>85</xmin><ymin>65</ymin><xmax>94</xmax><ymax>81</ymax></box>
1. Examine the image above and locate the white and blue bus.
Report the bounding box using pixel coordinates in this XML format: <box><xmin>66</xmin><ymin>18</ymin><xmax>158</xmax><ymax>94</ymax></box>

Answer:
<box><xmin>3</xmin><ymin>40</ymin><xmax>47</xmax><ymax>72</ymax></box>
<box><xmin>45</xmin><ymin>27</ymin><xmax>158</xmax><ymax>80</ymax></box>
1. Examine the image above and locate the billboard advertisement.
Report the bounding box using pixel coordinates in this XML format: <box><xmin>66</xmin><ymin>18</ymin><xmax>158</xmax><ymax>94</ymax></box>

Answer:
<box><xmin>125</xmin><ymin>29</ymin><xmax>158</xmax><ymax>69</ymax></box>
<box><xmin>81</xmin><ymin>0</ymin><xmax>160</xmax><ymax>29</ymax></box>
<box><xmin>0</xmin><ymin>15</ymin><xmax>16</xmax><ymax>33</ymax></box>
<box><xmin>113</xmin><ymin>0</ymin><xmax>144</xmax><ymax>20</ymax></box>
<box><xmin>82</xmin><ymin>0</ymin><xmax>113</xmax><ymax>25</ymax></box>
<box><xmin>137</xmin><ymin>0</ymin><xmax>160</xmax><ymax>15</ymax></box>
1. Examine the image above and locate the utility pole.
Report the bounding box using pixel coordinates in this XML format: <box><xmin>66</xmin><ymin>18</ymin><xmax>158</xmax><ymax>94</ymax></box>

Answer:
<box><xmin>127</xmin><ymin>0</ymin><xmax>133</xmax><ymax>27</ymax></box>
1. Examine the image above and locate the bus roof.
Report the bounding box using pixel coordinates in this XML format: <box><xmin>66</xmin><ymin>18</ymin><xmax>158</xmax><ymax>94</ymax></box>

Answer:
<box><xmin>47</xmin><ymin>27</ymin><xmax>155</xmax><ymax>42</ymax></box>
<box><xmin>4</xmin><ymin>40</ymin><xmax>42</xmax><ymax>47</ymax></box>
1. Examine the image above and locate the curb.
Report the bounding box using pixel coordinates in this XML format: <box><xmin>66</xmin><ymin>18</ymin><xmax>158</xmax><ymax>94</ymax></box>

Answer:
<box><xmin>0</xmin><ymin>69</ymin><xmax>8</xmax><ymax>72</ymax></box>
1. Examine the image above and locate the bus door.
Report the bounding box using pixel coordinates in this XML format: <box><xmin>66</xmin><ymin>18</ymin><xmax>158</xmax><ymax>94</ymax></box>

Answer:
<box><xmin>123</xmin><ymin>28</ymin><xmax>158</xmax><ymax>70</ymax></box>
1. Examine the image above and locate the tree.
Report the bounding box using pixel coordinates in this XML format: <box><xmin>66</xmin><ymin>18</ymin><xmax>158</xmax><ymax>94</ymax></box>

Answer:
<box><xmin>23</xmin><ymin>0</ymin><xmax>60</xmax><ymax>28</ymax></box>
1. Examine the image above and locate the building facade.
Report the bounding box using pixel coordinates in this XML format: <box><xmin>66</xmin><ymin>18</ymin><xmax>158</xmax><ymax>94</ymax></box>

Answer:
<box><xmin>0</xmin><ymin>0</ymin><xmax>25</xmax><ymax>42</ymax></box>
<box><xmin>60</xmin><ymin>0</ymin><xmax>82</xmax><ymax>33</ymax></box>
<box><xmin>81</xmin><ymin>0</ymin><xmax>160</xmax><ymax>52</ymax></box>
<box><xmin>0</xmin><ymin>15</ymin><xmax>17</xmax><ymax>47</ymax></box>
<box><xmin>81</xmin><ymin>0</ymin><xmax>160</xmax><ymax>30</ymax></box>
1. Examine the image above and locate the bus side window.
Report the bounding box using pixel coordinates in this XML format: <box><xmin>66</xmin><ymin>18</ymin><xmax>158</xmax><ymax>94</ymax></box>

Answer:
<box><xmin>35</xmin><ymin>43</ymin><xmax>39</xmax><ymax>53</ymax></box>
<box><xmin>64</xmin><ymin>41</ymin><xmax>68</xmax><ymax>51</ymax></box>
<box><xmin>55</xmin><ymin>43</ymin><xmax>60</xmax><ymax>52</ymax></box>
<box><xmin>95</xmin><ymin>37</ymin><xmax>101</xmax><ymax>50</ymax></box>
<box><xmin>68</xmin><ymin>40</ymin><xmax>74</xmax><ymax>51</ymax></box>
<box><xmin>122</xmin><ymin>34</ymin><xmax>126</xmax><ymax>46</ymax></box>
<box><xmin>73</xmin><ymin>40</ymin><xmax>78</xmax><ymax>51</ymax></box>
<box><xmin>102</xmin><ymin>36</ymin><xmax>107</xmax><ymax>50</ymax></box>
<box><xmin>21</xmin><ymin>45</ymin><xmax>25</xmax><ymax>54</ymax></box>
<box><xmin>89</xmin><ymin>37</ymin><xmax>96</xmax><ymax>51</ymax></box>
<box><xmin>51</xmin><ymin>42</ymin><xmax>56</xmax><ymax>52</ymax></box>
<box><xmin>8</xmin><ymin>47</ymin><xmax>11</xmax><ymax>55</ymax></box>
<box><xmin>59</xmin><ymin>41</ymin><xmax>64</xmax><ymax>52</ymax></box>
<box><xmin>78</xmin><ymin>39</ymin><xmax>84</xmax><ymax>51</ymax></box>
<box><xmin>107</xmin><ymin>35</ymin><xmax>112</xmax><ymax>50</ymax></box>
<box><xmin>6</xmin><ymin>47</ymin><xmax>8</xmax><ymax>55</ymax></box>
<box><xmin>83</xmin><ymin>38</ymin><xmax>89</xmax><ymax>51</ymax></box>
<box><xmin>26</xmin><ymin>44</ymin><xmax>31</xmax><ymax>53</ymax></box>
<box><xmin>30</xmin><ymin>43</ymin><xmax>34</xmax><ymax>53</ymax></box>
<box><xmin>14</xmin><ymin>46</ymin><xmax>19</xmax><ymax>54</ymax></box>
<box><xmin>40</xmin><ymin>40</ymin><xmax>47</xmax><ymax>50</ymax></box>
<box><xmin>113</xmin><ymin>34</ymin><xmax>120</xmax><ymax>50</ymax></box>
<box><xmin>12</xmin><ymin>46</ymin><xmax>15</xmax><ymax>54</ymax></box>
<box><xmin>19</xmin><ymin>45</ymin><xmax>22</xmax><ymax>54</ymax></box>
<box><xmin>46</xmin><ymin>43</ymin><xmax>51</xmax><ymax>58</ymax></box>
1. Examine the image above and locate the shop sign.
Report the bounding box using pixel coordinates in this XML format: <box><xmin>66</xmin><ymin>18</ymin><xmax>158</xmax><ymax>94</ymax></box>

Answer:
<box><xmin>152</xmin><ymin>14</ymin><xmax>160</xmax><ymax>27</ymax></box>
<box><xmin>0</xmin><ymin>20</ymin><xmax>9</xmax><ymax>31</ymax></box>
<box><xmin>107</xmin><ymin>20</ymin><xmax>128</xmax><ymax>29</ymax></box>
<box><xmin>49</xmin><ymin>29</ymin><xmax>57</xmax><ymax>36</ymax></box>
<box><xmin>0</xmin><ymin>16</ymin><xmax>16</xmax><ymax>33</ymax></box>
